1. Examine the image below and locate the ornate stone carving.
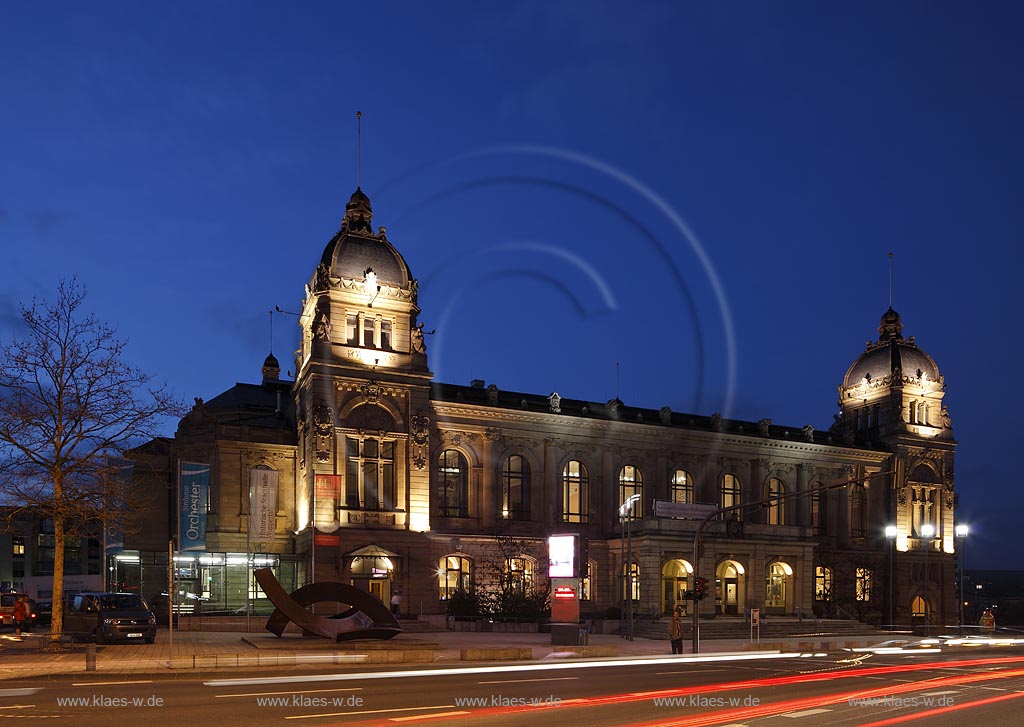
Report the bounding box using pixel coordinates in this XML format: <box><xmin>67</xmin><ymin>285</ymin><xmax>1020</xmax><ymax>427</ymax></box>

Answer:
<box><xmin>607</xmin><ymin>399</ymin><xmax>621</xmax><ymax>419</ymax></box>
<box><xmin>660</xmin><ymin>406</ymin><xmax>672</xmax><ymax>425</ymax></box>
<box><xmin>312</xmin><ymin>262</ymin><xmax>332</xmax><ymax>292</ymax></box>
<box><xmin>411</xmin><ymin>412</ymin><xmax>429</xmax><ymax>470</ymax></box>
<box><xmin>802</xmin><ymin>424</ymin><xmax>814</xmax><ymax>442</ymax></box>
<box><xmin>758</xmin><ymin>418</ymin><xmax>772</xmax><ymax>437</ymax></box>
<box><xmin>710</xmin><ymin>413</ymin><xmax>723</xmax><ymax>432</ymax></box>
<box><xmin>359</xmin><ymin>380</ymin><xmax>382</xmax><ymax>405</ymax></box>
<box><xmin>548</xmin><ymin>392</ymin><xmax>561</xmax><ymax>414</ymax></box>
<box><xmin>487</xmin><ymin>384</ymin><xmax>499</xmax><ymax>406</ymax></box>
<box><xmin>485</xmin><ymin>427</ymin><xmax>502</xmax><ymax>442</ymax></box>
<box><xmin>313</xmin><ymin>404</ymin><xmax>333</xmax><ymax>436</ymax></box>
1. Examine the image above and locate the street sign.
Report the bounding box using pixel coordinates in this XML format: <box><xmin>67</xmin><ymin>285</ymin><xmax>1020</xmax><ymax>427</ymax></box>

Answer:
<box><xmin>654</xmin><ymin>500</ymin><xmax>719</xmax><ymax>520</ymax></box>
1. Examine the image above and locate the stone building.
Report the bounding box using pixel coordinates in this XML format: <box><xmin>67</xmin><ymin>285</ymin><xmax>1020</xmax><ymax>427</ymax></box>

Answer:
<box><xmin>121</xmin><ymin>188</ymin><xmax>959</xmax><ymax>626</ymax></box>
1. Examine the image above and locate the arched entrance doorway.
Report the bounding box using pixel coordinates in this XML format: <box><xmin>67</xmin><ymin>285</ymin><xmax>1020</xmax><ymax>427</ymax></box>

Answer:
<box><xmin>716</xmin><ymin>560</ymin><xmax>746</xmax><ymax>615</ymax></box>
<box><xmin>346</xmin><ymin>544</ymin><xmax>400</xmax><ymax>607</ymax></box>
<box><xmin>661</xmin><ymin>559</ymin><xmax>693</xmax><ymax>615</ymax></box>
<box><xmin>911</xmin><ymin>595</ymin><xmax>930</xmax><ymax>622</ymax></box>
<box><xmin>765</xmin><ymin>561</ymin><xmax>793</xmax><ymax>615</ymax></box>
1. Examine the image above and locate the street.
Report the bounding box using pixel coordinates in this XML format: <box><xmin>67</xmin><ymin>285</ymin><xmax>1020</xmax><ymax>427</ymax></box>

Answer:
<box><xmin>3</xmin><ymin>644</ymin><xmax>1024</xmax><ymax>726</ymax></box>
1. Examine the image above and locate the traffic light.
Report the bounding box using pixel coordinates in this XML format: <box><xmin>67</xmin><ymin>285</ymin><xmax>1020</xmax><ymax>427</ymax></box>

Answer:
<box><xmin>693</xmin><ymin>576</ymin><xmax>707</xmax><ymax>601</ymax></box>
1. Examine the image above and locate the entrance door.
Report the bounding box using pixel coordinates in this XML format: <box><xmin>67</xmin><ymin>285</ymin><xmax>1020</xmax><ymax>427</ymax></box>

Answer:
<box><xmin>725</xmin><ymin>580</ymin><xmax>738</xmax><ymax>614</ymax></box>
<box><xmin>369</xmin><ymin>579</ymin><xmax>386</xmax><ymax>603</ymax></box>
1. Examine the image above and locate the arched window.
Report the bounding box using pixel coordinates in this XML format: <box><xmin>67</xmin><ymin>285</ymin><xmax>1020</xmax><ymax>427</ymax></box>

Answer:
<box><xmin>505</xmin><ymin>557</ymin><xmax>534</xmax><ymax>595</ymax></box>
<box><xmin>438</xmin><ymin>450</ymin><xmax>469</xmax><ymax>518</ymax></box>
<box><xmin>911</xmin><ymin>595</ymin><xmax>929</xmax><ymax>618</ymax></box>
<box><xmin>721</xmin><ymin>473</ymin><xmax>741</xmax><ymax>518</ymax></box>
<box><xmin>856</xmin><ymin>567</ymin><xmax>873</xmax><ymax>602</ymax></box>
<box><xmin>765</xmin><ymin>478</ymin><xmax>786</xmax><ymax>525</ymax></box>
<box><xmin>439</xmin><ymin>555</ymin><xmax>471</xmax><ymax>599</ymax></box>
<box><xmin>502</xmin><ymin>455</ymin><xmax>530</xmax><ymax>520</ymax></box>
<box><xmin>562</xmin><ymin>460</ymin><xmax>589</xmax><ymax>523</ymax></box>
<box><xmin>671</xmin><ymin>469</ymin><xmax>693</xmax><ymax>504</ymax></box>
<box><xmin>811</xmin><ymin>482</ymin><xmax>828</xmax><ymax>535</ymax></box>
<box><xmin>815</xmin><ymin>566</ymin><xmax>833</xmax><ymax>601</ymax></box>
<box><xmin>765</xmin><ymin>562</ymin><xmax>790</xmax><ymax>609</ymax></box>
<box><xmin>618</xmin><ymin>465</ymin><xmax>643</xmax><ymax>519</ymax></box>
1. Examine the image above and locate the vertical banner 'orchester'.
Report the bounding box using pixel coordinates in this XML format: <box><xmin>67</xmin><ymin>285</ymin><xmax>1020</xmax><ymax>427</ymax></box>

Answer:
<box><xmin>179</xmin><ymin>462</ymin><xmax>210</xmax><ymax>552</ymax></box>
<box><xmin>248</xmin><ymin>469</ymin><xmax>279</xmax><ymax>543</ymax></box>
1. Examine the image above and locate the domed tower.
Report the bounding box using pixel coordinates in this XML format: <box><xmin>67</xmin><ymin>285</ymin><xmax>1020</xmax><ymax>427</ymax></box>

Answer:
<box><xmin>293</xmin><ymin>188</ymin><xmax>434</xmax><ymax>583</ymax></box>
<box><xmin>836</xmin><ymin>307</ymin><xmax>957</xmax><ymax>626</ymax></box>
<box><xmin>837</xmin><ymin>307</ymin><xmax>951</xmax><ymax>443</ymax></box>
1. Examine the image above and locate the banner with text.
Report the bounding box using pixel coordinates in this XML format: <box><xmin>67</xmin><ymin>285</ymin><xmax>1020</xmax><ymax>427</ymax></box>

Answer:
<box><xmin>314</xmin><ymin>475</ymin><xmax>341</xmax><ymax>546</ymax></box>
<box><xmin>105</xmin><ymin>458</ymin><xmax>134</xmax><ymax>554</ymax></box>
<box><xmin>179</xmin><ymin>462</ymin><xmax>210</xmax><ymax>552</ymax></box>
<box><xmin>248</xmin><ymin>469</ymin><xmax>279</xmax><ymax>543</ymax></box>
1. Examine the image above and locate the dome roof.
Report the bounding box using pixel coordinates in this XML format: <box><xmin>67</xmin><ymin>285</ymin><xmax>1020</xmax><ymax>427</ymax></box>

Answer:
<box><xmin>842</xmin><ymin>308</ymin><xmax>941</xmax><ymax>389</ymax></box>
<box><xmin>319</xmin><ymin>188</ymin><xmax>413</xmax><ymax>288</ymax></box>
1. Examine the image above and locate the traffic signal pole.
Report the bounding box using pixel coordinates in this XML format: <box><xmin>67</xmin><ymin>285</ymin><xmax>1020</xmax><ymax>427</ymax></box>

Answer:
<box><xmin>689</xmin><ymin>469</ymin><xmax>894</xmax><ymax>654</ymax></box>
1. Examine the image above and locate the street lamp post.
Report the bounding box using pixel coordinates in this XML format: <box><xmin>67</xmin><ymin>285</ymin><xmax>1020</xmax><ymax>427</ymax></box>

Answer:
<box><xmin>885</xmin><ymin>525</ymin><xmax>897</xmax><ymax>630</ymax></box>
<box><xmin>921</xmin><ymin>522</ymin><xmax>935</xmax><ymax>627</ymax></box>
<box><xmin>619</xmin><ymin>494</ymin><xmax>640</xmax><ymax>641</ymax></box>
<box><xmin>956</xmin><ymin>524</ymin><xmax>969</xmax><ymax>633</ymax></box>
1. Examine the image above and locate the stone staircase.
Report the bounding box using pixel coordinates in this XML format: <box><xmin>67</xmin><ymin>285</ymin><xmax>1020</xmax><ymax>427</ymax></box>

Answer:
<box><xmin>630</xmin><ymin>616</ymin><xmax>883</xmax><ymax>641</ymax></box>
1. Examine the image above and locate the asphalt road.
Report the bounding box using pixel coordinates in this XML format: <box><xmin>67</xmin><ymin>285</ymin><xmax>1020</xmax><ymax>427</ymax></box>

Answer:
<box><xmin>3</xmin><ymin>645</ymin><xmax>1024</xmax><ymax>726</ymax></box>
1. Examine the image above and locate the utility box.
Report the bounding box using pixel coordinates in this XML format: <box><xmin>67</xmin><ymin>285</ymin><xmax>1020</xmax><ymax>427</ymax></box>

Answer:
<box><xmin>550</xmin><ymin>622</ymin><xmax>586</xmax><ymax>645</ymax></box>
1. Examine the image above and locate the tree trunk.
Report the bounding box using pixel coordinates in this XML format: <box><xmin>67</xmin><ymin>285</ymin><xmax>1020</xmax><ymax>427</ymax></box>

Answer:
<box><xmin>50</xmin><ymin>512</ymin><xmax>66</xmax><ymax>646</ymax></box>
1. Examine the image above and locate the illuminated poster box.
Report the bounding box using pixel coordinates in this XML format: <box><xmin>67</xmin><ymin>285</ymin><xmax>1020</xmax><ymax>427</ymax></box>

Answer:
<box><xmin>548</xmin><ymin>534</ymin><xmax>577</xmax><ymax>578</ymax></box>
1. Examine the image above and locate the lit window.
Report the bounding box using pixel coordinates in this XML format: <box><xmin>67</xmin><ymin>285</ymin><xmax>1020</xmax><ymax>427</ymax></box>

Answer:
<box><xmin>438</xmin><ymin>450</ymin><xmax>469</xmax><ymax>518</ymax></box>
<box><xmin>12</xmin><ymin>537</ymin><xmax>24</xmax><ymax>557</ymax></box>
<box><xmin>622</xmin><ymin>561</ymin><xmax>640</xmax><ymax>601</ymax></box>
<box><xmin>562</xmin><ymin>460</ymin><xmax>589</xmax><ymax>523</ymax></box>
<box><xmin>380</xmin><ymin>320</ymin><xmax>392</xmax><ymax>350</ymax></box>
<box><xmin>721</xmin><ymin>473</ymin><xmax>741</xmax><ymax>518</ymax></box>
<box><xmin>856</xmin><ymin>567</ymin><xmax>873</xmax><ymax>602</ymax></box>
<box><xmin>618</xmin><ymin>465</ymin><xmax>643</xmax><ymax>519</ymax></box>
<box><xmin>815</xmin><ymin>566</ymin><xmax>833</xmax><ymax>601</ymax></box>
<box><xmin>502</xmin><ymin>455</ymin><xmax>530</xmax><ymax>520</ymax></box>
<box><xmin>345</xmin><ymin>437</ymin><xmax>395</xmax><ymax>510</ymax></box>
<box><xmin>505</xmin><ymin>557</ymin><xmax>534</xmax><ymax>595</ymax></box>
<box><xmin>439</xmin><ymin>555</ymin><xmax>471</xmax><ymax>599</ymax></box>
<box><xmin>670</xmin><ymin>469</ymin><xmax>693</xmax><ymax>505</ymax></box>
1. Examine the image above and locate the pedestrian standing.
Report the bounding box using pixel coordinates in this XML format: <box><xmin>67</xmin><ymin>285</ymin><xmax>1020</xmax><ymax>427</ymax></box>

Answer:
<box><xmin>391</xmin><ymin>590</ymin><xmax>401</xmax><ymax>618</ymax></box>
<box><xmin>669</xmin><ymin>610</ymin><xmax>685</xmax><ymax>654</ymax></box>
<box><xmin>13</xmin><ymin>595</ymin><xmax>29</xmax><ymax>638</ymax></box>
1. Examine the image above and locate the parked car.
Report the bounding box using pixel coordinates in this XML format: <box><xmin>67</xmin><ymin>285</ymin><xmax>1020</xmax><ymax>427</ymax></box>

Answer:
<box><xmin>63</xmin><ymin>592</ymin><xmax>157</xmax><ymax>644</ymax></box>
<box><xmin>0</xmin><ymin>593</ymin><xmax>37</xmax><ymax>629</ymax></box>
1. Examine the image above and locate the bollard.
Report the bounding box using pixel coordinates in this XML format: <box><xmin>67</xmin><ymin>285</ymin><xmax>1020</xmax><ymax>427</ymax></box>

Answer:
<box><xmin>85</xmin><ymin>643</ymin><xmax>96</xmax><ymax>672</ymax></box>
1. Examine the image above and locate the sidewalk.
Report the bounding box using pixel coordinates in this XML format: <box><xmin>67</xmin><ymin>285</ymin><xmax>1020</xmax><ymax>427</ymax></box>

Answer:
<box><xmin>0</xmin><ymin>627</ymin><xmax>897</xmax><ymax>680</ymax></box>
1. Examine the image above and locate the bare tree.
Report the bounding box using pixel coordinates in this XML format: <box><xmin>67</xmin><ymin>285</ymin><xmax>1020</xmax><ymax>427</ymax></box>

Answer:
<box><xmin>0</xmin><ymin>280</ymin><xmax>183</xmax><ymax>645</ymax></box>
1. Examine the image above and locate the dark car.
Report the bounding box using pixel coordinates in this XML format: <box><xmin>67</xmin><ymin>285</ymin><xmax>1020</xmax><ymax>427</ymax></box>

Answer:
<box><xmin>63</xmin><ymin>592</ymin><xmax>157</xmax><ymax>644</ymax></box>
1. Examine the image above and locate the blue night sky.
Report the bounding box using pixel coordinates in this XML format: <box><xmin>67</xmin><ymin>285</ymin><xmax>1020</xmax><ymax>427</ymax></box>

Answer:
<box><xmin>2</xmin><ymin>3</ymin><xmax>1021</xmax><ymax>568</ymax></box>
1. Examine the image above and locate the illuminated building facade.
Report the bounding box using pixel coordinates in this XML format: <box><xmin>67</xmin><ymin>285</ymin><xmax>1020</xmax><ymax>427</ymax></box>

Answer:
<box><xmin>149</xmin><ymin>189</ymin><xmax>959</xmax><ymax>626</ymax></box>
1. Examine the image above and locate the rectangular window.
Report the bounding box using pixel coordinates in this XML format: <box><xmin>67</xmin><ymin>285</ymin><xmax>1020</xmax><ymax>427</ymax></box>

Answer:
<box><xmin>12</xmin><ymin>537</ymin><xmax>24</xmax><ymax>557</ymax></box>
<box><xmin>344</xmin><ymin>436</ymin><xmax>396</xmax><ymax>511</ymax></box>
<box><xmin>381</xmin><ymin>320</ymin><xmax>392</xmax><ymax>350</ymax></box>
<box><xmin>346</xmin><ymin>314</ymin><xmax>358</xmax><ymax>344</ymax></box>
